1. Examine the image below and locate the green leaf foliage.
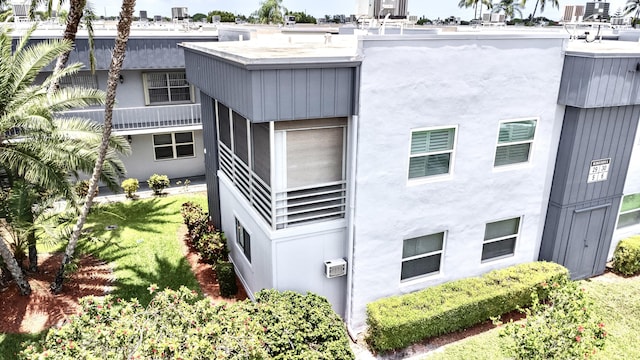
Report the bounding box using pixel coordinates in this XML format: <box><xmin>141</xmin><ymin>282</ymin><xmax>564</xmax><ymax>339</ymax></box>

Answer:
<box><xmin>500</xmin><ymin>281</ymin><xmax>607</xmax><ymax>360</ymax></box>
<box><xmin>147</xmin><ymin>174</ymin><xmax>169</xmax><ymax>195</ymax></box>
<box><xmin>181</xmin><ymin>201</ymin><xmax>229</xmax><ymax>264</ymax></box>
<box><xmin>366</xmin><ymin>261</ymin><xmax>570</xmax><ymax>352</ymax></box>
<box><xmin>612</xmin><ymin>235</ymin><xmax>640</xmax><ymax>275</ymax></box>
<box><xmin>120</xmin><ymin>178</ymin><xmax>139</xmax><ymax>199</ymax></box>
<box><xmin>215</xmin><ymin>260</ymin><xmax>238</xmax><ymax>298</ymax></box>
<box><xmin>20</xmin><ymin>287</ymin><xmax>354</xmax><ymax>359</ymax></box>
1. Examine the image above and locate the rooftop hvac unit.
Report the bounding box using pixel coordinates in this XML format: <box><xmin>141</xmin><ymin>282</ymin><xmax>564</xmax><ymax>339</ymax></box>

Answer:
<box><xmin>324</xmin><ymin>259</ymin><xmax>347</xmax><ymax>278</ymax></box>
<box><xmin>382</xmin><ymin>0</ymin><xmax>395</xmax><ymax>9</ymax></box>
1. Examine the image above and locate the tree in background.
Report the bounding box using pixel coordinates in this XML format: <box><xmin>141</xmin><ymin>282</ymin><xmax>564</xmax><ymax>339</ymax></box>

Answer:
<box><xmin>284</xmin><ymin>10</ymin><xmax>316</xmax><ymax>24</ymax></box>
<box><xmin>255</xmin><ymin>0</ymin><xmax>286</xmax><ymax>24</ymax></box>
<box><xmin>625</xmin><ymin>0</ymin><xmax>640</xmax><ymax>23</ymax></box>
<box><xmin>521</xmin><ymin>0</ymin><xmax>559</xmax><ymax>24</ymax></box>
<box><xmin>191</xmin><ymin>12</ymin><xmax>206</xmax><ymax>22</ymax></box>
<box><xmin>458</xmin><ymin>0</ymin><xmax>492</xmax><ymax>20</ymax></box>
<box><xmin>206</xmin><ymin>10</ymin><xmax>237</xmax><ymax>23</ymax></box>
<box><xmin>492</xmin><ymin>0</ymin><xmax>524</xmax><ymax>20</ymax></box>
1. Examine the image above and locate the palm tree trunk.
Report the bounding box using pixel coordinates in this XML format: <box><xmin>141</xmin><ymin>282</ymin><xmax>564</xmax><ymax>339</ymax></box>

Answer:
<box><xmin>529</xmin><ymin>0</ymin><xmax>540</xmax><ymax>24</ymax></box>
<box><xmin>27</xmin><ymin>229</ymin><xmax>37</xmax><ymax>272</ymax></box>
<box><xmin>47</xmin><ymin>0</ymin><xmax>87</xmax><ymax>94</ymax></box>
<box><xmin>0</xmin><ymin>236</ymin><xmax>31</xmax><ymax>295</ymax></box>
<box><xmin>51</xmin><ymin>0</ymin><xmax>136</xmax><ymax>294</ymax></box>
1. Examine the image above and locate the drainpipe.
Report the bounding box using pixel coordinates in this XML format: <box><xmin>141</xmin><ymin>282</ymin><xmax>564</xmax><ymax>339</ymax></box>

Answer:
<box><xmin>345</xmin><ymin>64</ymin><xmax>361</xmax><ymax>338</ymax></box>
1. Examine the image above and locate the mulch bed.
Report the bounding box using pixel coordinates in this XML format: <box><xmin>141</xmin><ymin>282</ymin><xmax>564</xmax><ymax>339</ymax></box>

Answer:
<box><xmin>0</xmin><ymin>225</ymin><xmax>248</xmax><ymax>334</ymax></box>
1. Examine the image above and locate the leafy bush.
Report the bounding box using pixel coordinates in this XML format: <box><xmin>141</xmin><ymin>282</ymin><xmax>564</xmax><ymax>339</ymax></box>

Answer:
<box><xmin>216</xmin><ymin>261</ymin><xmax>238</xmax><ymax>298</ymax></box>
<box><xmin>181</xmin><ymin>201</ymin><xmax>208</xmax><ymax>233</ymax></box>
<box><xmin>612</xmin><ymin>236</ymin><xmax>640</xmax><ymax>275</ymax></box>
<box><xmin>120</xmin><ymin>178</ymin><xmax>139</xmax><ymax>199</ymax></box>
<box><xmin>366</xmin><ymin>262</ymin><xmax>570</xmax><ymax>352</ymax></box>
<box><xmin>74</xmin><ymin>180</ymin><xmax>98</xmax><ymax>198</ymax></box>
<box><xmin>500</xmin><ymin>281</ymin><xmax>607</xmax><ymax>359</ymax></box>
<box><xmin>147</xmin><ymin>174</ymin><xmax>170</xmax><ymax>195</ymax></box>
<box><xmin>20</xmin><ymin>287</ymin><xmax>354</xmax><ymax>359</ymax></box>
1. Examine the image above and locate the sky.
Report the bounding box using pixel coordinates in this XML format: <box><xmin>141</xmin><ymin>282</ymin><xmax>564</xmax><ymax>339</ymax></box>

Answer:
<box><xmin>96</xmin><ymin>1</ymin><xmax>631</xmax><ymax>21</ymax></box>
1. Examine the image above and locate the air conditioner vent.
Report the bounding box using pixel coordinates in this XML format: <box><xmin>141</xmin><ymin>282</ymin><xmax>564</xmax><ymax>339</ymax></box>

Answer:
<box><xmin>324</xmin><ymin>259</ymin><xmax>347</xmax><ymax>278</ymax></box>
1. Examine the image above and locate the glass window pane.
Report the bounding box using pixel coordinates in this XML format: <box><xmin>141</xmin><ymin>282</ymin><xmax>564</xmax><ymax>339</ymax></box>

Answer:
<box><xmin>146</xmin><ymin>73</ymin><xmax>167</xmax><ymax>87</ymax></box>
<box><xmin>494</xmin><ymin>143</ymin><xmax>531</xmax><ymax>166</ymax></box>
<box><xmin>410</xmin><ymin>128</ymin><xmax>454</xmax><ymax>154</ymax></box>
<box><xmin>403</xmin><ymin>233</ymin><xmax>444</xmax><ymax>258</ymax></box>
<box><xmin>408</xmin><ymin>154</ymin><xmax>451</xmax><ymax>179</ymax></box>
<box><xmin>168</xmin><ymin>72</ymin><xmax>188</xmax><ymax>86</ymax></box>
<box><xmin>498</xmin><ymin>120</ymin><xmax>536</xmax><ymax>144</ymax></box>
<box><xmin>482</xmin><ymin>238</ymin><xmax>516</xmax><ymax>260</ymax></box>
<box><xmin>218</xmin><ymin>103</ymin><xmax>231</xmax><ymax>147</ymax></box>
<box><xmin>617</xmin><ymin>210</ymin><xmax>640</xmax><ymax>229</ymax></box>
<box><xmin>621</xmin><ymin>193</ymin><xmax>640</xmax><ymax>212</ymax></box>
<box><xmin>153</xmin><ymin>134</ymin><xmax>172</xmax><ymax>145</ymax></box>
<box><xmin>233</xmin><ymin>112</ymin><xmax>248</xmax><ymax>163</ymax></box>
<box><xmin>401</xmin><ymin>254</ymin><xmax>441</xmax><ymax>280</ymax></box>
<box><xmin>169</xmin><ymin>87</ymin><xmax>191</xmax><ymax>102</ymax></box>
<box><xmin>174</xmin><ymin>132</ymin><xmax>193</xmax><ymax>144</ymax></box>
<box><xmin>176</xmin><ymin>144</ymin><xmax>194</xmax><ymax>157</ymax></box>
<box><xmin>252</xmin><ymin>122</ymin><xmax>271</xmax><ymax>185</ymax></box>
<box><xmin>485</xmin><ymin>218</ymin><xmax>520</xmax><ymax>240</ymax></box>
<box><xmin>148</xmin><ymin>88</ymin><xmax>169</xmax><ymax>103</ymax></box>
<box><xmin>154</xmin><ymin>146</ymin><xmax>174</xmax><ymax>160</ymax></box>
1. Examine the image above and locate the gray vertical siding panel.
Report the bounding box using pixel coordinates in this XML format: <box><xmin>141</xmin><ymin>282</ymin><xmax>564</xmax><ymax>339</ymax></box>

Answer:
<box><xmin>278</xmin><ymin>70</ymin><xmax>294</xmax><ymax>120</ymax></box>
<box><xmin>293</xmin><ymin>71</ymin><xmax>308</xmax><ymax>119</ymax></box>
<box><xmin>559</xmin><ymin>55</ymin><xmax>640</xmax><ymax>107</ymax></box>
<box><xmin>200</xmin><ymin>93</ymin><xmax>222</xmax><ymax>228</ymax></box>
<box><xmin>321</xmin><ymin>69</ymin><xmax>337</xmax><ymax>117</ymax></box>
<box><xmin>307</xmin><ymin>69</ymin><xmax>323</xmax><ymax>117</ymax></box>
<box><xmin>549</xmin><ymin>107</ymin><xmax>579</xmax><ymax>204</ymax></box>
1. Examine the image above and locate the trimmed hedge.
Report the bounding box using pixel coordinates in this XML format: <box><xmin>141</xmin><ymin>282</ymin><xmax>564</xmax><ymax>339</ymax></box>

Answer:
<box><xmin>216</xmin><ymin>260</ymin><xmax>238</xmax><ymax>297</ymax></box>
<box><xmin>612</xmin><ymin>235</ymin><xmax>640</xmax><ymax>275</ymax></box>
<box><xmin>366</xmin><ymin>261</ymin><xmax>570</xmax><ymax>352</ymax></box>
<box><xmin>181</xmin><ymin>202</ymin><xmax>229</xmax><ymax>265</ymax></box>
<box><xmin>20</xmin><ymin>287</ymin><xmax>354</xmax><ymax>359</ymax></box>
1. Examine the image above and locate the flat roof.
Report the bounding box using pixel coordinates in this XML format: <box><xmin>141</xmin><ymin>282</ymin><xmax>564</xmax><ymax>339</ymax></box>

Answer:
<box><xmin>565</xmin><ymin>39</ymin><xmax>640</xmax><ymax>57</ymax></box>
<box><xmin>181</xmin><ymin>34</ymin><xmax>360</xmax><ymax>66</ymax></box>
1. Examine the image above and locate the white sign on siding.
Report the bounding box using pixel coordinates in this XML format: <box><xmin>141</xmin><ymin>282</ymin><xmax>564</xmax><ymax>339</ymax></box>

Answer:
<box><xmin>587</xmin><ymin>158</ymin><xmax>611</xmax><ymax>183</ymax></box>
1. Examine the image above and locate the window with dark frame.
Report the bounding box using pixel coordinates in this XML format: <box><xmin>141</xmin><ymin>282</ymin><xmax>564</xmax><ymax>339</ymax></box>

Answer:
<box><xmin>152</xmin><ymin>132</ymin><xmax>195</xmax><ymax>160</ymax></box>
<box><xmin>235</xmin><ymin>218</ymin><xmax>251</xmax><ymax>262</ymax></box>
<box><xmin>482</xmin><ymin>217</ymin><xmax>520</xmax><ymax>261</ymax></box>
<box><xmin>401</xmin><ymin>232</ymin><xmax>444</xmax><ymax>281</ymax></box>
<box><xmin>143</xmin><ymin>72</ymin><xmax>193</xmax><ymax>105</ymax></box>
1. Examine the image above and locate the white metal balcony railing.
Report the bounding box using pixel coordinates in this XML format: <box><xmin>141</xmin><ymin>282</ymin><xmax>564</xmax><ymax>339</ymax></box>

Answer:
<box><xmin>219</xmin><ymin>143</ymin><xmax>346</xmax><ymax>230</ymax></box>
<box><xmin>58</xmin><ymin>103</ymin><xmax>202</xmax><ymax>131</ymax></box>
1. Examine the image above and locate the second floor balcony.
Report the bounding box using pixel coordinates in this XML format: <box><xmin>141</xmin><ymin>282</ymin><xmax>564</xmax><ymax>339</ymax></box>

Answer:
<box><xmin>59</xmin><ymin>103</ymin><xmax>202</xmax><ymax>132</ymax></box>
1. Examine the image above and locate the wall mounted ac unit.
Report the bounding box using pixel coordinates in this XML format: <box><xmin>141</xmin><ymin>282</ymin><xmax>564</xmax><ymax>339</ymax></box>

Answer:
<box><xmin>324</xmin><ymin>259</ymin><xmax>347</xmax><ymax>278</ymax></box>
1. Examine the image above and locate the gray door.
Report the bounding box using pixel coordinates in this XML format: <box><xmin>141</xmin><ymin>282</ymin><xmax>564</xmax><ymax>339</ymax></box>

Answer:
<box><xmin>564</xmin><ymin>207</ymin><xmax>607</xmax><ymax>279</ymax></box>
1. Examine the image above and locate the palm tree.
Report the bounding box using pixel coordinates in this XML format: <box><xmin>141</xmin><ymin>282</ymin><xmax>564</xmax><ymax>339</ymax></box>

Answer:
<box><xmin>625</xmin><ymin>0</ymin><xmax>640</xmax><ymax>23</ymax></box>
<box><xmin>51</xmin><ymin>0</ymin><xmax>136</xmax><ymax>293</ymax></box>
<box><xmin>255</xmin><ymin>0</ymin><xmax>285</xmax><ymax>24</ymax></box>
<box><xmin>521</xmin><ymin>0</ymin><xmax>559</xmax><ymax>24</ymax></box>
<box><xmin>0</xmin><ymin>26</ymin><xmax>129</xmax><ymax>294</ymax></box>
<box><xmin>492</xmin><ymin>0</ymin><xmax>524</xmax><ymax>20</ymax></box>
<box><xmin>458</xmin><ymin>0</ymin><xmax>492</xmax><ymax>20</ymax></box>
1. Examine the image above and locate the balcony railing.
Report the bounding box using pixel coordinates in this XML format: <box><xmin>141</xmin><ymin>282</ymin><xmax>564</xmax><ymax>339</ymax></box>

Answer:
<box><xmin>58</xmin><ymin>103</ymin><xmax>201</xmax><ymax>132</ymax></box>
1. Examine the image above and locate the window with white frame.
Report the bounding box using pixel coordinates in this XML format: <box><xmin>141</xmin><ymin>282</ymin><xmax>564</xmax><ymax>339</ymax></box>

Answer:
<box><xmin>617</xmin><ymin>193</ymin><xmax>640</xmax><ymax>228</ymax></box>
<box><xmin>143</xmin><ymin>72</ymin><xmax>193</xmax><ymax>105</ymax></box>
<box><xmin>59</xmin><ymin>73</ymin><xmax>98</xmax><ymax>89</ymax></box>
<box><xmin>235</xmin><ymin>218</ymin><xmax>251</xmax><ymax>262</ymax></box>
<box><xmin>401</xmin><ymin>232</ymin><xmax>445</xmax><ymax>281</ymax></box>
<box><xmin>482</xmin><ymin>217</ymin><xmax>520</xmax><ymax>261</ymax></box>
<box><xmin>408</xmin><ymin>127</ymin><xmax>456</xmax><ymax>180</ymax></box>
<box><xmin>494</xmin><ymin>119</ymin><xmax>537</xmax><ymax>167</ymax></box>
<box><xmin>152</xmin><ymin>132</ymin><xmax>195</xmax><ymax>160</ymax></box>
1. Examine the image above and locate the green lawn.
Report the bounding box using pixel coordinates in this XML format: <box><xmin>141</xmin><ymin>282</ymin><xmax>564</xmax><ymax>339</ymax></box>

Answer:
<box><xmin>0</xmin><ymin>194</ymin><xmax>208</xmax><ymax>360</ymax></box>
<box><xmin>426</xmin><ymin>274</ymin><xmax>640</xmax><ymax>359</ymax></box>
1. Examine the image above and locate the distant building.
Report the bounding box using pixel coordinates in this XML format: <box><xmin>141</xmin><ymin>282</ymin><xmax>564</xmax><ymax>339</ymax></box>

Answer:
<box><xmin>366</xmin><ymin>0</ymin><xmax>409</xmax><ymax>19</ymax></box>
<box><xmin>139</xmin><ymin>10</ymin><xmax>148</xmax><ymax>21</ymax></box>
<box><xmin>171</xmin><ymin>7</ymin><xmax>188</xmax><ymax>20</ymax></box>
<box><xmin>584</xmin><ymin>0</ymin><xmax>609</xmax><ymax>21</ymax></box>
<box><xmin>561</xmin><ymin>5</ymin><xmax>585</xmax><ymax>22</ymax></box>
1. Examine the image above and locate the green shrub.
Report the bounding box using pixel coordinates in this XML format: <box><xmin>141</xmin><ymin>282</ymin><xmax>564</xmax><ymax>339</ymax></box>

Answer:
<box><xmin>612</xmin><ymin>236</ymin><xmax>640</xmax><ymax>275</ymax></box>
<box><xmin>147</xmin><ymin>173</ymin><xmax>170</xmax><ymax>195</ymax></box>
<box><xmin>120</xmin><ymin>178</ymin><xmax>139</xmax><ymax>199</ymax></box>
<box><xmin>20</xmin><ymin>287</ymin><xmax>354</xmax><ymax>360</ymax></box>
<box><xmin>181</xmin><ymin>201</ymin><xmax>208</xmax><ymax>233</ymax></box>
<box><xmin>366</xmin><ymin>261</ymin><xmax>570</xmax><ymax>352</ymax></box>
<box><xmin>196</xmin><ymin>229</ymin><xmax>228</xmax><ymax>264</ymax></box>
<box><xmin>500</xmin><ymin>281</ymin><xmax>607</xmax><ymax>359</ymax></box>
<box><xmin>216</xmin><ymin>261</ymin><xmax>238</xmax><ymax>298</ymax></box>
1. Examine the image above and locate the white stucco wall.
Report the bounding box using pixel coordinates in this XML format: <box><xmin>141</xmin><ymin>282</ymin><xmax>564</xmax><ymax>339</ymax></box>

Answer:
<box><xmin>121</xmin><ymin>130</ymin><xmax>205</xmax><ymax>181</ymax></box>
<box><xmin>347</xmin><ymin>34</ymin><xmax>567</xmax><ymax>332</ymax></box>
<box><xmin>218</xmin><ymin>174</ymin><xmax>349</xmax><ymax>315</ymax></box>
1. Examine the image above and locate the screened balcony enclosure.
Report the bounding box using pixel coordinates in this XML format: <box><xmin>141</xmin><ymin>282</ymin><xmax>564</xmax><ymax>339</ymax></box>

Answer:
<box><xmin>216</xmin><ymin>101</ymin><xmax>347</xmax><ymax>230</ymax></box>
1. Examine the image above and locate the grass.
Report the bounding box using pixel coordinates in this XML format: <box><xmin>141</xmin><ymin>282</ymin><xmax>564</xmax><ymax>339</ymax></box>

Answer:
<box><xmin>0</xmin><ymin>193</ymin><xmax>208</xmax><ymax>360</ymax></box>
<box><xmin>425</xmin><ymin>274</ymin><xmax>640</xmax><ymax>359</ymax></box>
<box><xmin>77</xmin><ymin>193</ymin><xmax>208</xmax><ymax>305</ymax></box>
